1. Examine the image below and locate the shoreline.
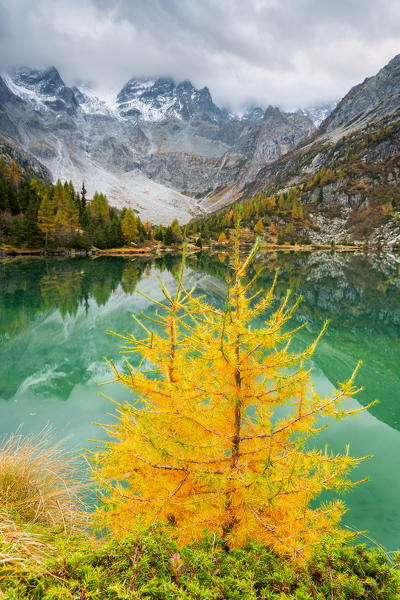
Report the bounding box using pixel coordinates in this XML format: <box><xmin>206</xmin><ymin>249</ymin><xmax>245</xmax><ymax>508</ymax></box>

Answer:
<box><xmin>1</xmin><ymin>241</ymin><xmax>398</xmax><ymax>258</ymax></box>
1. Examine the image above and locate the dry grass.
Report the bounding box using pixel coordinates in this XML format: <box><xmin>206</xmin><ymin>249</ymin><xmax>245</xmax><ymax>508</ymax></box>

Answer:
<box><xmin>0</xmin><ymin>429</ymin><xmax>87</xmax><ymax>573</ymax></box>
<box><xmin>0</xmin><ymin>428</ymin><xmax>86</xmax><ymax>528</ymax></box>
<box><xmin>0</xmin><ymin>512</ymin><xmax>50</xmax><ymax>567</ymax></box>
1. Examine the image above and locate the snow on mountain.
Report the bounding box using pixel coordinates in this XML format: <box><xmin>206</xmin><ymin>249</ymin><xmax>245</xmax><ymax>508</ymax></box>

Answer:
<box><xmin>241</xmin><ymin>106</ymin><xmax>265</xmax><ymax>121</ymax></box>
<box><xmin>117</xmin><ymin>77</ymin><xmax>222</xmax><ymax>122</ymax></box>
<box><xmin>4</xmin><ymin>66</ymin><xmax>78</xmax><ymax>115</ymax></box>
<box><xmin>0</xmin><ymin>65</ymin><xmax>316</xmax><ymax>223</ymax></box>
<box><xmin>3</xmin><ymin>72</ymin><xmax>58</xmax><ymax>114</ymax></box>
<box><xmin>117</xmin><ymin>78</ymin><xmax>177</xmax><ymax>121</ymax></box>
<box><xmin>72</xmin><ymin>86</ymin><xmax>117</xmax><ymax>116</ymax></box>
<box><xmin>296</xmin><ymin>102</ymin><xmax>337</xmax><ymax>127</ymax></box>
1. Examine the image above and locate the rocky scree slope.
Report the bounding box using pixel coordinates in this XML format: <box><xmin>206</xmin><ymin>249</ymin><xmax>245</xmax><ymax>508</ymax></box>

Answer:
<box><xmin>0</xmin><ymin>67</ymin><xmax>314</xmax><ymax>223</ymax></box>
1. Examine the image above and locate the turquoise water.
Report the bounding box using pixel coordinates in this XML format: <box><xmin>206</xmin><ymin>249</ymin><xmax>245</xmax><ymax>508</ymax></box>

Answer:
<box><xmin>1</xmin><ymin>251</ymin><xmax>400</xmax><ymax>550</ymax></box>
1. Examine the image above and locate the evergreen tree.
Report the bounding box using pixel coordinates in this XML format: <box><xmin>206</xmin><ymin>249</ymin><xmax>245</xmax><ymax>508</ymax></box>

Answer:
<box><xmin>37</xmin><ymin>193</ymin><xmax>56</xmax><ymax>253</ymax></box>
<box><xmin>164</xmin><ymin>225</ymin><xmax>174</xmax><ymax>245</ymax></box>
<box><xmin>89</xmin><ymin>192</ymin><xmax>110</xmax><ymax>225</ymax></box>
<box><xmin>154</xmin><ymin>225</ymin><xmax>165</xmax><ymax>242</ymax></box>
<box><xmin>107</xmin><ymin>217</ymin><xmax>123</xmax><ymax>247</ymax></box>
<box><xmin>121</xmin><ymin>208</ymin><xmax>138</xmax><ymax>244</ymax></box>
<box><xmin>79</xmin><ymin>182</ymin><xmax>90</xmax><ymax>227</ymax></box>
<box><xmin>22</xmin><ymin>200</ymin><xmax>42</xmax><ymax>248</ymax></box>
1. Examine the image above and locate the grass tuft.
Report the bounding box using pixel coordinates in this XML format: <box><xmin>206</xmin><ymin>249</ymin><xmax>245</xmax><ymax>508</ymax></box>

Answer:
<box><xmin>0</xmin><ymin>428</ymin><xmax>87</xmax><ymax>579</ymax></box>
<box><xmin>0</xmin><ymin>428</ymin><xmax>86</xmax><ymax>528</ymax></box>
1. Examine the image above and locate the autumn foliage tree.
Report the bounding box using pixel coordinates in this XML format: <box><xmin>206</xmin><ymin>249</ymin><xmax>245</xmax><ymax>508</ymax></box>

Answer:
<box><xmin>254</xmin><ymin>219</ymin><xmax>264</xmax><ymax>234</ymax></box>
<box><xmin>121</xmin><ymin>208</ymin><xmax>138</xmax><ymax>244</ymax></box>
<box><xmin>92</xmin><ymin>228</ymin><xmax>368</xmax><ymax>558</ymax></box>
<box><xmin>218</xmin><ymin>231</ymin><xmax>227</xmax><ymax>243</ymax></box>
<box><xmin>37</xmin><ymin>193</ymin><xmax>55</xmax><ymax>252</ymax></box>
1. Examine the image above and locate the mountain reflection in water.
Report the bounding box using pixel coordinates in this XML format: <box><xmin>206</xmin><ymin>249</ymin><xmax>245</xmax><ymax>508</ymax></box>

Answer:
<box><xmin>1</xmin><ymin>250</ymin><xmax>400</xmax><ymax>549</ymax></box>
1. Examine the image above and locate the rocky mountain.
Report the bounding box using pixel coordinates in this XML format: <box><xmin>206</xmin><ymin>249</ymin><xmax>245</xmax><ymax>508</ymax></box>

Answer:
<box><xmin>296</xmin><ymin>102</ymin><xmax>337</xmax><ymax>127</ymax></box>
<box><xmin>117</xmin><ymin>77</ymin><xmax>222</xmax><ymax>122</ymax></box>
<box><xmin>0</xmin><ymin>66</ymin><xmax>314</xmax><ymax>223</ymax></box>
<box><xmin>244</xmin><ymin>106</ymin><xmax>315</xmax><ymax>179</ymax></box>
<box><xmin>226</xmin><ymin>53</ymin><xmax>400</xmax><ymax>247</ymax></box>
<box><xmin>0</xmin><ymin>131</ymin><xmax>51</xmax><ymax>181</ymax></box>
<box><xmin>320</xmin><ymin>54</ymin><xmax>400</xmax><ymax>134</ymax></box>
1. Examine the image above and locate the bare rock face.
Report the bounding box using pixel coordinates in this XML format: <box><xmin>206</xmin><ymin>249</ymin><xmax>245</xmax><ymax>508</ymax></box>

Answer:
<box><xmin>0</xmin><ymin>131</ymin><xmax>51</xmax><ymax>181</ymax></box>
<box><xmin>244</xmin><ymin>106</ymin><xmax>315</xmax><ymax>180</ymax></box>
<box><xmin>0</xmin><ymin>66</ymin><xmax>315</xmax><ymax>222</ymax></box>
<box><xmin>320</xmin><ymin>54</ymin><xmax>400</xmax><ymax>133</ymax></box>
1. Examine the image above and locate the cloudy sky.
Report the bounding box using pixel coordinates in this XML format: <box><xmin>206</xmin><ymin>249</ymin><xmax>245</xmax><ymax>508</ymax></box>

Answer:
<box><xmin>0</xmin><ymin>0</ymin><xmax>399</xmax><ymax>111</ymax></box>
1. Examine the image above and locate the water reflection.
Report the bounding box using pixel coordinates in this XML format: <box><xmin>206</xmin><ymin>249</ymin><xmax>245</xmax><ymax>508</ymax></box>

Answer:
<box><xmin>1</xmin><ymin>251</ymin><xmax>400</xmax><ymax>416</ymax></box>
<box><xmin>188</xmin><ymin>251</ymin><xmax>400</xmax><ymax>430</ymax></box>
<box><xmin>1</xmin><ymin>250</ymin><xmax>400</xmax><ymax>548</ymax></box>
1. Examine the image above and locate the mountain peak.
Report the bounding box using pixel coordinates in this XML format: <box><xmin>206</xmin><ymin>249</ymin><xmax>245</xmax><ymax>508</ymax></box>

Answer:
<box><xmin>8</xmin><ymin>65</ymin><xmax>65</xmax><ymax>92</ymax></box>
<box><xmin>263</xmin><ymin>105</ymin><xmax>284</xmax><ymax>121</ymax></box>
<box><xmin>241</xmin><ymin>106</ymin><xmax>264</xmax><ymax>122</ymax></box>
<box><xmin>3</xmin><ymin>65</ymin><xmax>77</xmax><ymax>115</ymax></box>
<box><xmin>117</xmin><ymin>76</ymin><xmax>221</xmax><ymax>122</ymax></box>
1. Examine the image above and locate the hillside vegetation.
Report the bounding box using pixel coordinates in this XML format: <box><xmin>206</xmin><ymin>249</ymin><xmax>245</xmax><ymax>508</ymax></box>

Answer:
<box><xmin>191</xmin><ymin>111</ymin><xmax>400</xmax><ymax>248</ymax></box>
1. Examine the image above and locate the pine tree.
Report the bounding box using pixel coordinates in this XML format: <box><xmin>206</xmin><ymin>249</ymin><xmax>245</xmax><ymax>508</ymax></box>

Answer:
<box><xmin>79</xmin><ymin>182</ymin><xmax>89</xmax><ymax>226</ymax></box>
<box><xmin>65</xmin><ymin>194</ymin><xmax>80</xmax><ymax>236</ymax></box>
<box><xmin>89</xmin><ymin>192</ymin><xmax>110</xmax><ymax>225</ymax></box>
<box><xmin>93</xmin><ymin>226</ymin><xmax>369</xmax><ymax>558</ymax></box>
<box><xmin>22</xmin><ymin>200</ymin><xmax>42</xmax><ymax>248</ymax></box>
<box><xmin>8</xmin><ymin>160</ymin><xmax>21</xmax><ymax>192</ymax></box>
<box><xmin>154</xmin><ymin>225</ymin><xmax>165</xmax><ymax>242</ymax></box>
<box><xmin>81</xmin><ymin>182</ymin><xmax>87</xmax><ymax>207</ymax></box>
<box><xmin>107</xmin><ymin>217</ymin><xmax>123</xmax><ymax>247</ymax></box>
<box><xmin>164</xmin><ymin>225</ymin><xmax>174</xmax><ymax>245</ymax></box>
<box><xmin>37</xmin><ymin>193</ymin><xmax>55</xmax><ymax>253</ymax></box>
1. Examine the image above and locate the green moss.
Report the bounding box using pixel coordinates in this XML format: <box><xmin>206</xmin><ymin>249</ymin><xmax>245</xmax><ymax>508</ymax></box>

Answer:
<box><xmin>2</xmin><ymin>528</ymin><xmax>399</xmax><ymax>600</ymax></box>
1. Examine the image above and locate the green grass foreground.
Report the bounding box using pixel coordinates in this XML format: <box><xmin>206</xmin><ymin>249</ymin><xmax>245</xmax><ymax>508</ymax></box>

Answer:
<box><xmin>2</xmin><ymin>527</ymin><xmax>400</xmax><ymax>600</ymax></box>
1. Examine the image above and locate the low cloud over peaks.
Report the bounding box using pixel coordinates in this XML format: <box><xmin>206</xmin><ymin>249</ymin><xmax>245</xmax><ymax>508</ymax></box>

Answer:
<box><xmin>1</xmin><ymin>0</ymin><xmax>400</xmax><ymax>110</ymax></box>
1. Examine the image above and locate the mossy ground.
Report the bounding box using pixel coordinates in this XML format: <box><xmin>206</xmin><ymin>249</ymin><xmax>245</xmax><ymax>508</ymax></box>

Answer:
<box><xmin>2</xmin><ymin>527</ymin><xmax>399</xmax><ymax>600</ymax></box>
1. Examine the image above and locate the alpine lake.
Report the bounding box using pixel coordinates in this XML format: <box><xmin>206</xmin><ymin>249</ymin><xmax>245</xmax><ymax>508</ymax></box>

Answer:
<box><xmin>1</xmin><ymin>250</ymin><xmax>400</xmax><ymax>552</ymax></box>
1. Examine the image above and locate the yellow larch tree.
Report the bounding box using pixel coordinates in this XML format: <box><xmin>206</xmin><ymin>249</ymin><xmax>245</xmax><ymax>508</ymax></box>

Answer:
<box><xmin>266</xmin><ymin>196</ymin><xmax>276</xmax><ymax>211</ymax></box>
<box><xmin>92</xmin><ymin>226</ymin><xmax>369</xmax><ymax>558</ymax></box>
<box><xmin>254</xmin><ymin>219</ymin><xmax>264</xmax><ymax>234</ymax></box>
<box><xmin>122</xmin><ymin>208</ymin><xmax>138</xmax><ymax>244</ymax></box>
<box><xmin>218</xmin><ymin>231</ymin><xmax>227</xmax><ymax>243</ymax></box>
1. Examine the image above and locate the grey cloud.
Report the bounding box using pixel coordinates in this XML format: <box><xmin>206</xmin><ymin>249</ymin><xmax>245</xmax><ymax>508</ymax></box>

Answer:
<box><xmin>0</xmin><ymin>0</ymin><xmax>399</xmax><ymax>111</ymax></box>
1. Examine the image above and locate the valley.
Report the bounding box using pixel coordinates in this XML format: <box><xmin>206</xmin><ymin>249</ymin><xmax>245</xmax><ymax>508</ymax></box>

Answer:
<box><xmin>1</xmin><ymin>54</ymin><xmax>400</xmax><ymax>251</ymax></box>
